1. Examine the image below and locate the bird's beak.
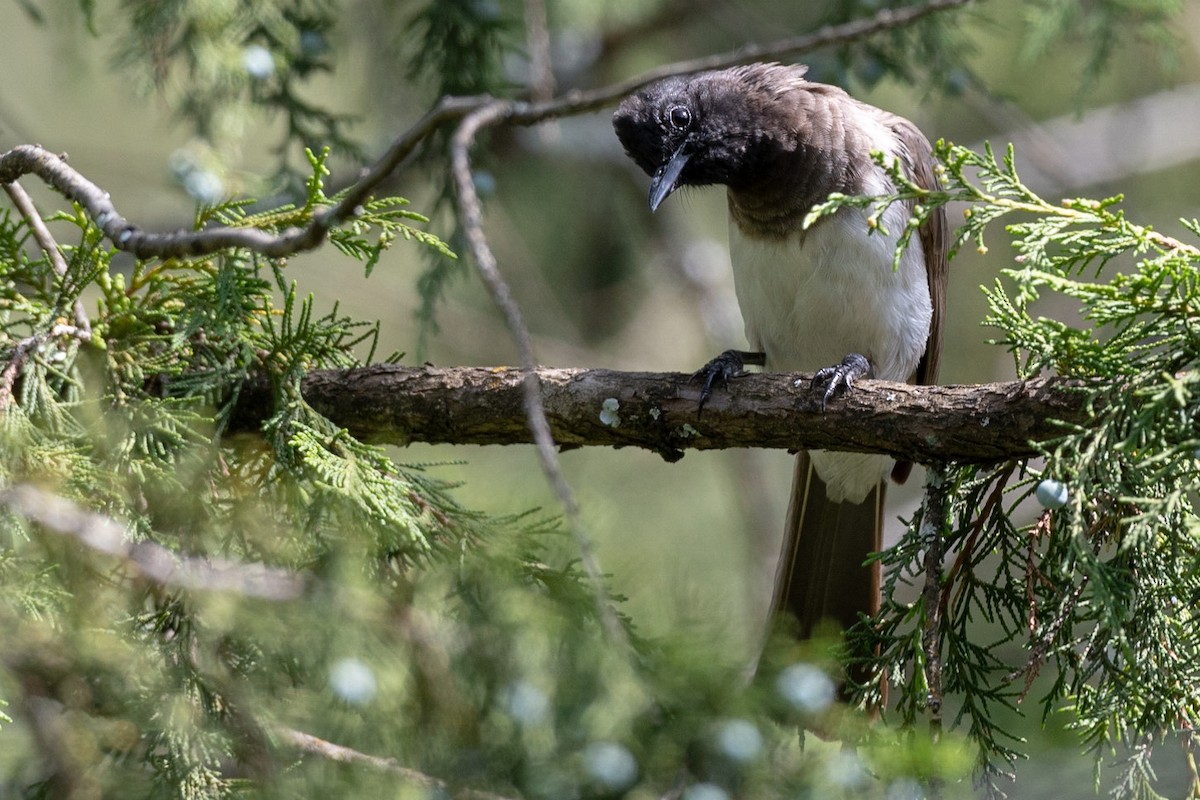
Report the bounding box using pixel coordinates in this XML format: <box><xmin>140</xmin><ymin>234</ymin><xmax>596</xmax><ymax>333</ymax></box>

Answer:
<box><xmin>648</xmin><ymin>144</ymin><xmax>690</xmax><ymax>212</ymax></box>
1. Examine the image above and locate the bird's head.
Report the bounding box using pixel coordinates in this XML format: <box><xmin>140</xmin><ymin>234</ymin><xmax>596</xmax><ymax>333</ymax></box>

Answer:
<box><xmin>612</xmin><ymin>63</ymin><xmax>808</xmax><ymax>211</ymax></box>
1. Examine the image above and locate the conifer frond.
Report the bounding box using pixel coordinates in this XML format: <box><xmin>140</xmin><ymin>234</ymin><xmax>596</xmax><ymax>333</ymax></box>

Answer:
<box><xmin>821</xmin><ymin>140</ymin><xmax>1200</xmax><ymax>796</ymax></box>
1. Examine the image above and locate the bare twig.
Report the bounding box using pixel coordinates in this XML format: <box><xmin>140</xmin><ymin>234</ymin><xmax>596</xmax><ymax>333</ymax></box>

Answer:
<box><xmin>505</xmin><ymin>0</ymin><xmax>978</xmax><ymax>123</ymax></box>
<box><xmin>276</xmin><ymin>726</ymin><xmax>514</xmax><ymax>800</ymax></box>
<box><xmin>449</xmin><ymin>103</ymin><xmax>631</xmax><ymax>650</ymax></box>
<box><xmin>2</xmin><ymin>181</ymin><xmax>90</xmax><ymax>334</ymax></box>
<box><xmin>1</xmin><ymin>484</ymin><xmax>307</xmax><ymax>600</ymax></box>
<box><xmin>1004</xmin><ymin>511</ymin><xmax>1107</xmax><ymax>691</ymax></box>
<box><xmin>327</xmin><ymin>94</ymin><xmax>488</xmax><ymax>222</ymax></box>
<box><xmin>523</xmin><ymin>0</ymin><xmax>555</xmax><ymax>105</ymax></box>
<box><xmin>0</xmin><ymin>98</ymin><xmax>485</xmax><ymax>261</ymax></box>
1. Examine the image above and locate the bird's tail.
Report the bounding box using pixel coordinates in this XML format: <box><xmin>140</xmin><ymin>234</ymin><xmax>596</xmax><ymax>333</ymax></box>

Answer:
<box><xmin>771</xmin><ymin>451</ymin><xmax>883</xmax><ymax>687</ymax></box>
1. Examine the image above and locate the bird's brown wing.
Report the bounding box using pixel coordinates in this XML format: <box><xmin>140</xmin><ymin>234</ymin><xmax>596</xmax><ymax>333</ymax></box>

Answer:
<box><xmin>891</xmin><ymin>117</ymin><xmax>948</xmax><ymax>388</ymax></box>
<box><xmin>886</xmin><ymin>117</ymin><xmax>948</xmax><ymax>485</ymax></box>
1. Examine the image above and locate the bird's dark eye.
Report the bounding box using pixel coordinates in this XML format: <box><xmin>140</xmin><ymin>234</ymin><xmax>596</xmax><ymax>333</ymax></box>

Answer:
<box><xmin>667</xmin><ymin>105</ymin><xmax>692</xmax><ymax>130</ymax></box>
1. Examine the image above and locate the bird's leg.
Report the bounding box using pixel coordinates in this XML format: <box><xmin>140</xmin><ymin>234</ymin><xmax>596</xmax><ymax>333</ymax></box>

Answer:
<box><xmin>691</xmin><ymin>349</ymin><xmax>766</xmax><ymax>411</ymax></box>
<box><xmin>805</xmin><ymin>353</ymin><xmax>872</xmax><ymax>411</ymax></box>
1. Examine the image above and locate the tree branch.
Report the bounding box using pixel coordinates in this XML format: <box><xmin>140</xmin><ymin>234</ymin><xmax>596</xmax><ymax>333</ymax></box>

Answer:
<box><xmin>226</xmin><ymin>366</ymin><xmax>1093</xmax><ymax>465</ymax></box>
<box><xmin>511</xmin><ymin>0</ymin><xmax>977</xmax><ymax>123</ymax></box>
<box><xmin>2</xmin><ymin>180</ymin><xmax>90</xmax><ymax>334</ymax></box>
<box><xmin>275</xmin><ymin>726</ymin><xmax>515</xmax><ymax>800</ymax></box>
<box><xmin>919</xmin><ymin>465</ymin><xmax>949</xmax><ymax>737</ymax></box>
<box><xmin>449</xmin><ymin>101</ymin><xmax>633</xmax><ymax>650</ymax></box>
<box><xmin>1</xmin><ymin>484</ymin><xmax>307</xmax><ymax>600</ymax></box>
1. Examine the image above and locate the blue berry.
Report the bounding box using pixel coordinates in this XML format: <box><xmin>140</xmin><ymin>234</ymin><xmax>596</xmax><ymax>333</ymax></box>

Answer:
<box><xmin>1035</xmin><ymin>479</ymin><xmax>1069</xmax><ymax>510</ymax></box>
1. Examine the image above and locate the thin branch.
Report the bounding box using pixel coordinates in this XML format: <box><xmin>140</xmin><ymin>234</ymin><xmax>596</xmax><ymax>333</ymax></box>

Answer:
<box><xmin>275</xmin><ymin>726</ymin><xmax>515</xmax><ymax>800</ymax></box>
<box><xmin>502</xmin><ymin>0</ymin><xmax>978</xmax><ymax>124</ymax></box>
<box><xmin>0</xmin><ymin>97</ymin><xmax>486</xmax><ymax>261</ymax></box>
<box><xmin>1</xmin><ymin>484</ymin><xmax>307</xmax><ymax>600</ymax></box>
<box><xmin>3</xmin><ymin>181</ymin><xmax>90</xmax><ymax>334</ymax></box>
<box><xmin>449</xmin><ymin>103</ymin><xmax>630</xmax><ymax>651</ymax></box>
<box><xmin>523</xmin><ymin>0</ymin><xmax>555</xmax><ymax>105</ymax></box>
<box><xmin>1004</xmin><ymin>510</ymin><xmax>1102</xmax><ymax>692</ymax></box>
<box><xmin>920</xmin><ymin>465</ymin><xmax>950</xmax><ymax>738</ymax></box>
<box><xmin>326</xmin><ymin>94</ymin><xmax>488</xmax><ymax>223</ymax></box>
<box><xmin>941</xmin><ymin>462</ymin><xmax>1016</xmax><ymax>622</ymax></box>
<box><xmin>224</xmin><ymin>365</ymin><xmax>1096</xmax><ymax>465</ymax></box>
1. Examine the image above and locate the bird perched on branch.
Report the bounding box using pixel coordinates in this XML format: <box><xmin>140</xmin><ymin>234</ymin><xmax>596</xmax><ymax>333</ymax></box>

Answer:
<box><xmin>613</xmin><ymin>63</ymin><xmax>947</xmax><ymax>683</ymax></box>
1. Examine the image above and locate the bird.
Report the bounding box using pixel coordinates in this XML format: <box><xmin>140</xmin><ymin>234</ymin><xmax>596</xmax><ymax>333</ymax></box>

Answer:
<box><xmin>612</xmin><ymin>63</ymin><xmax>947</xmax><ymax>682</ymax></box>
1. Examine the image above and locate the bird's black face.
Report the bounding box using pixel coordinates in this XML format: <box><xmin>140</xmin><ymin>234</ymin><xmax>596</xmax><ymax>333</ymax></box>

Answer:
<box><xmin>612</xmin><ymin>76</ymin><xmax>700</xmax><ymax>211</ymax></box>
<box><xmin>612</xmin><ymin>69</ymin><xmax>793</xmax><ymax>211</ymax></box>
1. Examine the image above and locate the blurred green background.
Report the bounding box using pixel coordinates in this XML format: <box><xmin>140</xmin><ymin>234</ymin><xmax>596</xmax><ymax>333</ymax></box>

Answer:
<box><xmin>4</xmin><ymin>0</ymin><xmax>1200</xmax><ymax>794</ymax></box>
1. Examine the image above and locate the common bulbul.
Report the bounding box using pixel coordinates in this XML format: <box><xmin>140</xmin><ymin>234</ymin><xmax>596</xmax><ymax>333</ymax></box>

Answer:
<box><xmin>613</xmin><ymin>62</ymin><xmax>947</xmax><ymax>661</ymax></box>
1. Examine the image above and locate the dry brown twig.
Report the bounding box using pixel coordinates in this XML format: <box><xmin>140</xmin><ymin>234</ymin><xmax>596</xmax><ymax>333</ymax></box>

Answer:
<box><xmin>448</xmin><ymin>99</ymin><xmax>634</xmax><ymax>647</ymax></box>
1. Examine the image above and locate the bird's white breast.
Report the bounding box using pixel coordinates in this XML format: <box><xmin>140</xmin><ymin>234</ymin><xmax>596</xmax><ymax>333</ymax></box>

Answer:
<box><xmin>727</xmin><ymin>168</ymin><xmax>932</xmax><ymax>502</ymax></box>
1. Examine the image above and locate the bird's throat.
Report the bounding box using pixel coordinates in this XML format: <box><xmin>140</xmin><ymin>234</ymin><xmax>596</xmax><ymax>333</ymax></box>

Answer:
<box><xmin>726</xmin><ymin>144</ymin><xmax>852</xmax><ymax>241</ymax></box>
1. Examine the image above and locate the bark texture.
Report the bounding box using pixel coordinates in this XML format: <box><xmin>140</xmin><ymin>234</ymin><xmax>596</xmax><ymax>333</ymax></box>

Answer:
<box><xmin>226</xmin><ymin>365</ymin><xmax>1094</xmax><ymax>464</ymax></box>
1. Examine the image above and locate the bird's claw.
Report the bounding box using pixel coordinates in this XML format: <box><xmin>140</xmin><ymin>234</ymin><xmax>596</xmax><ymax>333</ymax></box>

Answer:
<box><xmin>803</xmin><ymin>353</ymin><xmax>872</xmax><ymax>411</ymax></box>
<box><xmin>696</xmin><ymin>350</ymin><xmax>768</xmax><ymax>412</ymax></box>
<box><xmin>692</xmin><ymin>349</ymin><xmax>757</xmax><ymax>412</ymax></box>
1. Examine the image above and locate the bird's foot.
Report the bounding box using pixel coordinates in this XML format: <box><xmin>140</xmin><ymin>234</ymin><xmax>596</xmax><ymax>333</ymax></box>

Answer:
<box><xmin>691</xmin><ymin>349</ymin><xmax>765</xmax><ymax>411</ymax></box>
<box><xmin>803</xmin><ymin>353</ymin><xmax>872</xmax><ymax>411</ymax></box>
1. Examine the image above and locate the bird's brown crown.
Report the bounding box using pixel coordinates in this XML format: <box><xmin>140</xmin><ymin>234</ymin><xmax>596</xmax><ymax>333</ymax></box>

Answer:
<box><xmin>612</xmin><ymin>63</ymin><xmax>810</xmax><ymax>193</ymax></box>
<box><xmin>612</xmin><ymin>63</ymin><xmax>872</xmax><ymax>234</ymax></box>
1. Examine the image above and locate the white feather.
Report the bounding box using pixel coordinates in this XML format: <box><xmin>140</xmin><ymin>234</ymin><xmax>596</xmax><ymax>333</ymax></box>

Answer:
<box><xmin>727</xmin><ymin>137</ymin><xmax>931</xmax><ymax>503</ymax></box>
